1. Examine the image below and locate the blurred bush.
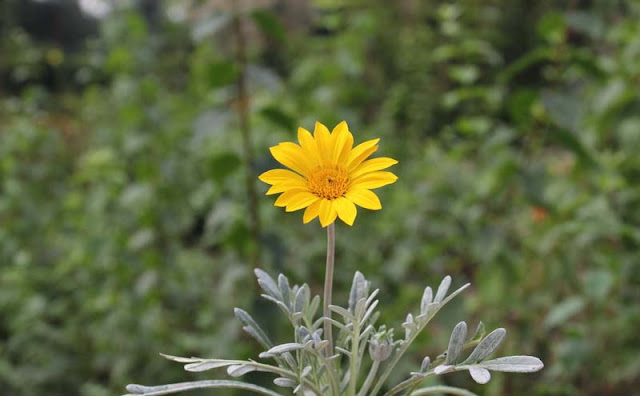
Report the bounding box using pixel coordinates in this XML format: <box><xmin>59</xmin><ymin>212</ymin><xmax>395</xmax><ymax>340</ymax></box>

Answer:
<box><xmin>0</xmin><ymin>1</ymin><xmax>639</xmax><ymax>395</ymax></box>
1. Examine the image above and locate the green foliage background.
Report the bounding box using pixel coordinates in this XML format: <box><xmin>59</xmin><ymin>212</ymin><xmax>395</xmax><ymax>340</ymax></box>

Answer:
<box><xmin>1</xmin><ymin>1</ymin><xmax>639</xmax><ymax>395</ymax></box>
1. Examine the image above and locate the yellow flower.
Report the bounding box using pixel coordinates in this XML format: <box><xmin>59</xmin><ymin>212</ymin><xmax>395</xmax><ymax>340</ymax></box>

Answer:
<box><xmin>259</xmin><ymin>121</ymin><xmax>398</xmax><ymax>227</ymax></box>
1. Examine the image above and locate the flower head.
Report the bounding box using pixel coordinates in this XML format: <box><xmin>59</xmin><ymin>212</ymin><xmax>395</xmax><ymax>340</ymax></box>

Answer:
<box><xmin>259</xmin><ymin>121</ymin><xmax>398</xmax><ymax>227</ymax></box>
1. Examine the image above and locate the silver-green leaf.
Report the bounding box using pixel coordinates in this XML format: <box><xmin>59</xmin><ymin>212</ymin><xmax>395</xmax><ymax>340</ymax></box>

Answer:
<box><xmin>446</xmin><ymin>321</ymin><xmax>467</xmax><ymax>364</ymax></box>
<box><xmin>478</xmin><ymin>356</ymin><xmax>544</xmax><ymax>373</ymax></box>
<box><xmin>463</xmin><ymin>328</ymin><xmax>506</xmax><ymax>364</ymax></box>
<box><xmin>469</xmin><ymin>367</ymin><xmax>491</xmax><ymax>384</ymax></box>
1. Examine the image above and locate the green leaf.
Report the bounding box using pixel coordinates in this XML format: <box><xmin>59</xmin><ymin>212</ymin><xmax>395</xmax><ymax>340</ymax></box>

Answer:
<box><xmin>565</xmin><ymin>11</ymin><xmax>604</xmax><ymax>39</ymax></box>
<box><xmin>251</xmin><ymin>10</ymin><xmax>286</xmax><ymax>43</ymax></box>
<box><xmin>207</xmin><ymin>61</ymin><xmax>238</xmax><ymax>88</ymax></box>
<box><xmin>550</xmin><ymin>127</ymin><xmax>598</xmax><ymax>168</ymax></box>
<box><xmin>583</xmin><ymin>270</ymin><xmax>615</xmax><ymax>303</ymax></box>
<box><xmin>260</xmin><ymin>106</ymin><xmax>296</xmax><ymax>130</ymax></box>
<box><xmin>537</xmin><ymin>11</ymin><xmax>566</xmax><ymax>43</ymax></box>
<box><xmin>542</xmin><ymin>91</ymin><xmax>584</xmax><ymax>132</ymax></box>
<box><xmin>210</xmin><ymin>152</ymin><xmax>241</xmax><ymax>182</ymax></box>
<box><xmin>544</xmin><ymin>296</ymin><xmax>586</xmax><ymax>329</ymax></box>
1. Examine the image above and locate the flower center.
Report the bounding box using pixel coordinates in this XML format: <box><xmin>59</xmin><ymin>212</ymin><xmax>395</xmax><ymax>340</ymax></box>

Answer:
<box><xmin>307</xmin><ymin>165</ymin><xmax>349</xmax><ymax>200</ymax></box>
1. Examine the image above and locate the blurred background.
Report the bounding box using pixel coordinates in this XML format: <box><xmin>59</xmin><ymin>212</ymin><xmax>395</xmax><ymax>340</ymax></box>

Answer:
<box><xmin>1</xmin><ymin>0</ymin><xmax>639</xmax><ymax>395</ymax></box>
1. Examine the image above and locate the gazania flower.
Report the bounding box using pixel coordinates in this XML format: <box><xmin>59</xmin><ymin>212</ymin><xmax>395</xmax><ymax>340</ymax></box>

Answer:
<box><xmin>259</xmin><ymin>121</ymin><xmax>398</xmax><ymax>227</ymax></box>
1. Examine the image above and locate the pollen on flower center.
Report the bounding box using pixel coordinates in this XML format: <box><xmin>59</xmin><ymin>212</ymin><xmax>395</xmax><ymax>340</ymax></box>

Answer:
<box><xmin>307</xmin><ymin>165</ymin><xmax>349</xmax><ymax>200</ymax></box>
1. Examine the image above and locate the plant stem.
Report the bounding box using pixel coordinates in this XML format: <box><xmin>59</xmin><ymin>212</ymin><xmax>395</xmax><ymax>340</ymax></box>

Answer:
<box><xmin>369</xmin><ymin>315</ymin><xmax>437</xmax><ymax>396</ymax></box>
<box><xmin>347</xmin><ymin>319</ymin><xmax>361</xmax><ymax>396</ymax></box>
<box><xmin>323</xmin><ymin>222</ymin><xmax>336</xmax><ymax>355</ymax></box>
<box><xmin>381</xmin><ymin>372</ymin><xmax>433</xmax><ymax>396</ymax></box>
<box><xmin>357</xmin><ymin>359</ymin><xmax>380</xmax><ymax>396</ymax></box>
<box><xmin>310</xmin><ymin>348</ymin><xmax>340</xmax><ymax>396</ymax></box>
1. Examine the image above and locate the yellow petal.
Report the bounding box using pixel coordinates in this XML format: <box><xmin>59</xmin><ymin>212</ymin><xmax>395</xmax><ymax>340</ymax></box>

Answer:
<box><xmin>297</xmin><ymin>127</ymin><xmax>322</xmax><ymax>166</ymax></box>
<box><xmin>270</xmin><ymin>143</ymin><xmax>312</xmax><ymax>176</ymax></box>
<box><xmin>274</xmin><ymin>189</ymin><xmax>306</xmax><ymax>207</ymax></box>
<box><xmin>331</xmin><ymin>121</ymin><xmax>352</xmax><ymax>163</ymax></box>
<box><xmin>313</xmin><ymin>121</ymin><xmax>332</xmax><ymax>163</ymax></box>
<box><xmin>338</xmin><ymin>131</ymin><xmax>354</xmax><ymax>164</ymax></box>
<box><xmin>303</xmin><ymin>199</ymin><xmax>322</xmax><ymax>224</ymax></box>
<box><xmin>266</xmin><ymin>177</ymin><xmax>308</xmax><ymax>195</ymax></box>
<box><xmin>350</xmin><ymin>171</ymin><xmax>398</xmax><ymax>190</ymax></box>
<box><xmin>264</xmin><ymin>173</ymin><xmax>308</xmax><ymax>195</ymax></box>
<box><xmin>345</xmin><ymin>188</ymin><xmax>382</xmax><ymax>210</ymax></box>
<box><xmin>334</xmin><ymin>197</ymin><xmax>357</xmax><ymax>226</ymax></box>
<box><xmin>259</xmin><ymin>169</ymin><xmax>305</xmax><ymax>185</ymax></box>
<box><xmin>285</xmin><ymin>193</ymin><xmax>320</xmax><ymax>212</ymax></box>
<box><xmin>319</xmin><ymin>199</ymin><xmax>337</xmax><ymax>227</ymax></box>
<box><xmin>347</xmin><ymin>139</ymin><xmax>379</xmax><ymax>170</ymax></box>
<box><xmin>350</xmin><ymin>157</ymin><xmax>398</xmax><ymax>179</ymax></box>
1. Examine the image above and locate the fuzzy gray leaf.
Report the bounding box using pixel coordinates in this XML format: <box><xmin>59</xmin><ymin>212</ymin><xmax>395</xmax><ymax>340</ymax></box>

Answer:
<box><xmin>254</xmin><ymin>269</ymin><xmax>281</xmax><ymax>299</ymax></box>
<box><xmin>446</xmin><ymin>322</ymin><xmax>467</xmax><ymax>364</ymax></box>
<box><xmin>420</xmin><ymin>286</ymin><xmax>433</xmax><ymax>315</ymax></box>
<box><xmin>234</xmin><ymin>308</ymin><xmax>273</xmax><ymax>348</ymax></box>
<box><xmin>421</xmin><ymin>356</ymin><xmax>431</xmax><ymax>372</ymax></box>
<box><xmin>440</xmin><ymin>283</ymin><xmax>471</xmax><ymax>306</ymax></box>
<box><xmin>471</xmin><ymin>322</ymin><xmax>485</xmax><ymax>341</ymax></box>
<box><xmin>184</xmin><ymin>361</ymin><xmax>236</xmax><ymax>372</ymax></box>
<box><xmin>463</xmin><ymin>328</ymin><xmax>506</xmax><ymax>364</ymax></box>
<box><xmin>365</xmin><ymin>289</ymin><xmax>380</xmax><ymax>307</ymax></box>
<box><xmin>294</xmin><ymin>284</ymin><xmax>309</xmax><ymax>314</ymax></box>
<box><xmin>160</xmin><ymin>354</ymin><xmax>201</xmax><ymax>363</ymax></box>
<box><xmin>261</xmin><ymin>294</ymin><xmax>290</xmax><ymax>313</ymax></box>
<box><xmin>274</xmin><ymin>377</ymin><xmax>297</xmax><ymax>388</ymax></box>
<box><xmin>309</xmin><ymin>295</ymin><xmax>321</xmax><ymax>319</ymax></box>
<box><xmin>227</xmin><ymin>364</ymin><xmax>257</xmax><ymax>377</ymax></box>
<box><xmin>278</xmin><ymin>274</ymin><xmax>291</xmax><ymax>309</ymax></box>
<box><xmin>469</xmin><ymin>367</ymin><xmax>491</xmax><ymax>384</ymax></box>
<box><xmin>434</xmin><ymin>364</ymin><xmax>454</xmax><ymax>375</ymax></box>
<box><xmin>361</xmin><ymin>300</ymin><xmax>379</xmax><ymax>324</ymax></box>
<box><xmin>329</xmin><ymin>305</ymin><xmax>355</xmax><ymax>321</ymax></box>
<box><xmin>478</xmin><ymin>356</ymin><xmax>544</xmax><ymax>373</ymax></box>
<box><xmin>417</xmin><ymin>302</ymin><xmax>439</xmax><ymax>322</ymax></box>
<box><xmin>260</xmin><ymin>343</ymin><xmax>305</xmax><ymax>358</ymax></box>
<box><xmin>125</xmin><ymin>380</ymin><xmax>282</xmax><ymax>396</ymax></box>
<box><xmin>349</xmin><ymin>271</ymin><xmax>369</xmax><ymax>313</ymax></box>
<box><xmin>355</xmin><ymin>297</ymin><xmax>368</xmax><ymax>319</ymax></box>
<box><xmin>403</xmin><ymin>313</ymin><xmax>417</xmax><ymax>340</ymax></box>
<box><xmin>434</xmin><ymin>276</ymin><xmax>452</xmax><ymax>303</ymax></box>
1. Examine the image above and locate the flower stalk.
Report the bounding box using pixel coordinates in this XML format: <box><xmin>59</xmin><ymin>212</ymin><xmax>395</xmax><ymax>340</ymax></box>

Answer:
<box><xmin>323</xmin><ymin>222</ymin><xmax>336</xmax><ymax>355</ymax></box>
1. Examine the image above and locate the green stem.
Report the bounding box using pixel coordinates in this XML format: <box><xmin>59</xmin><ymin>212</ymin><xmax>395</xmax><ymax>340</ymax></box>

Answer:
<box><xmin>392</xmin><ymin>339</ymin><xmax>483</xmax><ymax>396</ymax></box>
<box><xmin>369</xmin><ymin>315</ymin><xmax>436</xmax><ymax>396</ymax></box>
<box><xmin>381</xmin><ymin>372</ymin><xmax>433</xmax><ymax>396</ymax></box>
<box><xmin>323</xmin><ymin>222</ymin><xmax>336</xmax><ymax>354</ymax></box>
<box><xmin>310</xmin><ymin>348</ymin><xmax>340</xmax><ymax>396</ymax></box>
<box><xmin>357</xmin><ymin>359</ymin><xmax>380</xmax><ymax>396</ymax></box>
<box><xmin>347</xmin><ymin>319</ymin><xmax>361</xmax><ymax>396</ymax></box>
